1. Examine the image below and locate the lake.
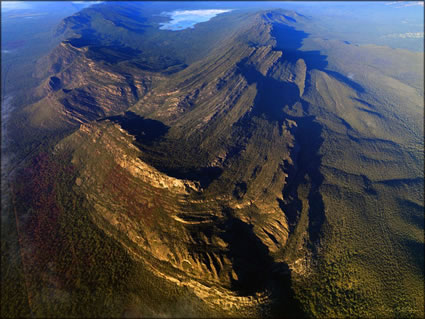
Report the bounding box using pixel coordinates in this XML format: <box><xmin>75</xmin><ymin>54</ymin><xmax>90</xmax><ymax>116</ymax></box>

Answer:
<box><xmin>159</xmin><ymin>9</ymin><xmax>232</xmax><ymax>31</ymax></box>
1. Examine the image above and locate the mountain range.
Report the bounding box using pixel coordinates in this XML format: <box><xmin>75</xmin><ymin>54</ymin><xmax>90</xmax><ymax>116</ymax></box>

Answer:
<box><xmin>2</xmin><ymin>2</ymin><xmax>423</xmax><ymax>317</ymax></box>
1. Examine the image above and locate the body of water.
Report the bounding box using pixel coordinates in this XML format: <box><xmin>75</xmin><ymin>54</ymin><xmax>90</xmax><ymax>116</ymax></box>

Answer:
<box><xmin>159</xmin><ymin>9</ymin><xmax>232</xmax><ymax>31</ymax></box>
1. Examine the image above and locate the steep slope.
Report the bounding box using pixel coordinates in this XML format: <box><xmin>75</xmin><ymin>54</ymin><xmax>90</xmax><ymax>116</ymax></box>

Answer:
<box><xmin>292</xmin><ymin>44</ymin><xmax>424</xmax><ymax>317</ymax></box>
<box><xmin>10</xmin><ymin>8</ymin><xmax>312</xmax><ymax>317</ymax></box>
<box><xmin>10</xmin><ymin>2</ymin><xmax>251</xmax><ymax>150</ymax></box>
<box><xmin>25</xmin><ymin>41</ymin><xmax>154</xmax><ymax>129</ymax></box>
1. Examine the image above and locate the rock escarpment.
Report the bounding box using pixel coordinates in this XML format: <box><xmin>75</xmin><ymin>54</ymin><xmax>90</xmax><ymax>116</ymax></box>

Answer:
<box><xmin>16</xmin><ymin>8</ymin><xmax>319</xmax><ymax>317</ymax></box>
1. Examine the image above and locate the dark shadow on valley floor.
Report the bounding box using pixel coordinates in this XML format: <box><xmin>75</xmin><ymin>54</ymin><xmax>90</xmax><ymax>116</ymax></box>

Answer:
<box><xmin>272</xmin><ymin>23</ymin><xmax>366</xmax><ymax>94</ymax></box>
<box><xmin>100</xmin><ymin>112</ymin><xmax>223</xmax><ymax>189</ymax></box>
<box><xmin>102</xmin><ymin>111</ymin><xmax>169</xmax><ymax>145</ymax></box>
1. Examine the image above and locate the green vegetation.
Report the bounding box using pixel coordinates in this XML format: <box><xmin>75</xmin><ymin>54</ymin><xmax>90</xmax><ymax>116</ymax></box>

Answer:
<box><xmin>3</xmin><ymin>145</ymin><xmax>216</xmax><ymax>317</ymax></box>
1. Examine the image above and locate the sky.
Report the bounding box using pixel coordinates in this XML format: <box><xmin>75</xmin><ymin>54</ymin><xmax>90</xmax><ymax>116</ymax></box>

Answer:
<box><xmin>1</xmin><ymin>1</ymin><xmax>102</xmax><ymax>12</ymax></box>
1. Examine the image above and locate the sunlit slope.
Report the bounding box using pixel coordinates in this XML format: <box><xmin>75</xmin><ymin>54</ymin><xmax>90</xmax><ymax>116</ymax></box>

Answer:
<box><xmin>9</xmin><ymin>4</ymin><xmax>255</xmax><ymax>155</ymax></box>
<box><xmin>289</xmin><ymin>38</ymin><xmax>424</xmax><ymax>317</ymax></box>
<box><xmin>52</xmin><ymin>11</ymin><xmax>310</xmax><ymax>316</ymax></box>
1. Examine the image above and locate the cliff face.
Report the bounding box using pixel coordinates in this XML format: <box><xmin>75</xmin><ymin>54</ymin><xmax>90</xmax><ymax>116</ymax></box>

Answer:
<box><xmin>56</xmin><ymin>122</ymin><xmax>273</xmax><ymax>313</ymax></box>
<box><xmin>50</xmin><ymin>15</ymin><xmax>308</xmax><ymax>312</ymax></box>
<box><xmin>14</xmin><ymin>9</ymin><xmax>317</xmax><ymax>316</ymax></box>
<box><xmin>25</xmin><ymin>40</ymin><xmax>159</xmax><ymax>129</ymax></box>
